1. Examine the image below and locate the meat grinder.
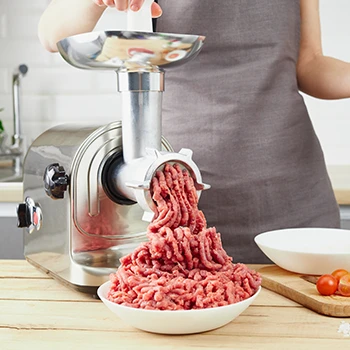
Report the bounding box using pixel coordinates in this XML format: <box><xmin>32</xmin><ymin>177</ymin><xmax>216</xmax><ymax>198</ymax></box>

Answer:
<box><xmin>16</xmin><ymin>28</ymin><xmax>209</xmax><ymax>293</ymax></box>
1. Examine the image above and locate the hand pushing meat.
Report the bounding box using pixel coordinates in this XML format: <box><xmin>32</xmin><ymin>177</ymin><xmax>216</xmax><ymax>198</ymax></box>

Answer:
<box><xmin>107</xmin><ymin>163</ymin><xmax>261</xmax><ymax>310</ymax></box>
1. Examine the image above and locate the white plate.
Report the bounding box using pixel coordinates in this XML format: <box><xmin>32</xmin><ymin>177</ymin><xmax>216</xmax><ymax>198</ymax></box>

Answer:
<box><xmin>255</xmin><ymin>228</ymin><xmax>350</xmax><ymax>275</ymax></box>
<box><xmin>97</xmin><ymin>281</ymin><xmax>261</xmax><ymax>335</ymax></box>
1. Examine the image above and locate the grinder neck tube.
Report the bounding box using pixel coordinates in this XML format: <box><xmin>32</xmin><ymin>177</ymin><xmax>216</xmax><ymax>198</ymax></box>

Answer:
<box><xmin>117</xmin><ymin>71</ymin><xmax>164</xmax><ymax>164</ymax></box>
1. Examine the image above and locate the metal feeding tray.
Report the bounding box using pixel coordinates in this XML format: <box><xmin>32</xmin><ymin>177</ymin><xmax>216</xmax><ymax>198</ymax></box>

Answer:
<box><xmin>57</xmin><ymin>31</ymin><xmax>205</xmax><ymax>71</ymax></box>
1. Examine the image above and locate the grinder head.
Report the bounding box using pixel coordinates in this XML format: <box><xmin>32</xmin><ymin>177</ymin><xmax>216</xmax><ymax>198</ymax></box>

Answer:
<box><xmin>56</xmin><ymin>29</ymin><xmax>208</xmax><ymax>220</ymax></box>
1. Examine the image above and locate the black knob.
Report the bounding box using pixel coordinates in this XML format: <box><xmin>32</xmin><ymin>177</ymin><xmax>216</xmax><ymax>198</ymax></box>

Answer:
<box><xmin>43</xmin><ymin>163</ymin><xmax>69</xmax><ymax>199</ymax></box>
<box><xmin>17</xmin><ymin>203</ymin><xmax>30</xmax><ymax>228</ymax></box>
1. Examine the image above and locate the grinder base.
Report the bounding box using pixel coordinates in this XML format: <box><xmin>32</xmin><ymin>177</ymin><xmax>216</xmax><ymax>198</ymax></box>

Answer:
<box><xmin>21</xmin><ymin>122</ymin><xmax>172</xmax><ymax>294</ymax></box>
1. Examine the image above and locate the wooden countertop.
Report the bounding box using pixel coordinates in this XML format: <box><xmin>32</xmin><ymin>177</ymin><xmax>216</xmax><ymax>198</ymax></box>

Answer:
<box><xmin>1</xmin><ymin>260</ymin><xmax>349</xmax><ymax>349</ymax></box>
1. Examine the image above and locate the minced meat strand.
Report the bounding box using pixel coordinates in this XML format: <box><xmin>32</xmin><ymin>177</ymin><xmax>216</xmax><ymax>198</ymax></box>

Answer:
<box><xmin>107</xmin><ymin>163</ymin><xmax>261</xmax><ymax>310</ymax></box>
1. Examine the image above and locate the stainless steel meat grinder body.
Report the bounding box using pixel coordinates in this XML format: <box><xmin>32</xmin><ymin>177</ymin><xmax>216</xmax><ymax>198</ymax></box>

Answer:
<box><xmin>17</xmin><ymin>31</ymin><xmax>208</xmax><ymax>293</ymax></box>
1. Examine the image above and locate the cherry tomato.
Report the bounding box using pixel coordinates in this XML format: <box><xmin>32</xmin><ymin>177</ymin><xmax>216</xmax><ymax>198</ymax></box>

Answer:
<box><xmin>338</xmin><ymin>273</ymin><xmax>350</xmax><ymax>297</ymax></box>
<box><xmin>331</xmin><ymin>269</ymin><xmax>349</xmax><ymax>282</ymax></box>
<box><xmin>316</xmin><ymin>274</ymin><xmax>338</xmax><ymax>296</ymax></box>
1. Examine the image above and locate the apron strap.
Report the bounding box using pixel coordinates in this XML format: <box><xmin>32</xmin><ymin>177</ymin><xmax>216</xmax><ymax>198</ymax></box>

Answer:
<box><xmin>152</xmin><ymin>0</ymin><xmax>158</xmax><ymax>31</ymax></box>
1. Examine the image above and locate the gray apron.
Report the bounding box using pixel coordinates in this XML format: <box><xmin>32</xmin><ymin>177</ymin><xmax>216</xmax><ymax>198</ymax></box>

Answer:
<box><xmin>156</xmin><ymin>0</ymin><xmax>340</xmax><ymax>263</ymax></box>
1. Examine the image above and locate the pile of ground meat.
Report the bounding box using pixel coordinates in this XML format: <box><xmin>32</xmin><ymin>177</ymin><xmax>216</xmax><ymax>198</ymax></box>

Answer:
<box><xmin>107</xmin><ymin>163</ymin><xmax>261</xmax><ymax>310</ymax></box>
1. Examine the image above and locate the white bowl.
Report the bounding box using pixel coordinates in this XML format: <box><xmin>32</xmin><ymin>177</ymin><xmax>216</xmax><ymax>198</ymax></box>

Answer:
<box><xmin>97</xmin><ymin>281</ymin><xmax>261</xmax><ymax>334</ymax></box>
<box><xmin>255</xmin><ymin>228</ymin><xmax>350</xmax><ymax>275</ymax></box>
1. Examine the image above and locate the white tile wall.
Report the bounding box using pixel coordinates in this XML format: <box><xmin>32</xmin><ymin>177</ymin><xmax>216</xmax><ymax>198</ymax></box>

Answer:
<box><xmin>0</xmin><ymin>68</ymin><xmax>7</xmax><ymax>93</ymax></box>
<box><xmin>0</xmin><ymin>12</ymin><xmax>6</xmax><ymax>38</ymax></box>
<box><xmin>0</xmin><ymin>0</ymin><xmax>349</xmax><ymax>165</ymax></box>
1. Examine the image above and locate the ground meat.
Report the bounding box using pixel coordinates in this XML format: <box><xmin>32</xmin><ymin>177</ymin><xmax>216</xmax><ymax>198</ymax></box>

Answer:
<box><xmin>107</xmin><ymin>163</ymin><xmax>261</xmax><ymax>310</ymax></box>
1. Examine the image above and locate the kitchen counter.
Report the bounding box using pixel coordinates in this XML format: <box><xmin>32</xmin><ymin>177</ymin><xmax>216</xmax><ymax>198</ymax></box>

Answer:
<box><xmin>1</xmin><ymin>260</ymin><xmax>349</xmax><ymax>349</ymax></box>
<box><xmin>0</xmin><ymin>182</ymin><xmax>22</xmax><ymax>202</ymax></box>
<box><xmin>1</xmin><ymin>165</ymin><xmax>349</xmax><ymax>204</ymax></box>
<box><xmin>328</xmin><ymin>165</ymin><xmax>350</xmax><ymax>205</ymax></box>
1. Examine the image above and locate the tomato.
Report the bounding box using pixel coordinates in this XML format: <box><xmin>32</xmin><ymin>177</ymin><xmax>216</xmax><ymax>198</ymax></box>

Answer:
<box><xmin>338</xmin><ymin>273</ymin><xmax>350</xmax><ymax>297</ymax></box>
<box><xmin>316</xmin><ymin>274</ymin><xmax>338</xmax><ymax>296</ymax></box>
<box><xmin>331</xmin><ymin>269</ymin><xmax>349</xmax><ymax>282</ymax></box>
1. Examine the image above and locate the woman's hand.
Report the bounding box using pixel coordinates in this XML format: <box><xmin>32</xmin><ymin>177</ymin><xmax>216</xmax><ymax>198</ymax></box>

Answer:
<box><xmin>93</xmin><ymin>0</ymin><xmax>162</xmax><ymax>17</ymax></box>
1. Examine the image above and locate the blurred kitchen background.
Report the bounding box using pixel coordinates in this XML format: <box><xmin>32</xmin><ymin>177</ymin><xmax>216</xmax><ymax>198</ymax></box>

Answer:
<box><xmin>0</xmin><ymin>0</ymin><xmax>124</xmax><ymax>145</ymax></box>
<box><xmin>0</xmin><ymin>0</ymin><xmax>349</xmax><ymax>162</ymax></box>
<box><xmin>0</xmin><ymin>0</ymin><xmax>350</xmax><ymax>258</ymax></box>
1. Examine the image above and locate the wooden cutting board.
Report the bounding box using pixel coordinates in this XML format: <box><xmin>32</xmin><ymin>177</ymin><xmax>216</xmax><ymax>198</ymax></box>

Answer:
<box><xmin>258</xmin><ymin>265</ymin><xmax>350</xmax><ymax>317</ymax></box>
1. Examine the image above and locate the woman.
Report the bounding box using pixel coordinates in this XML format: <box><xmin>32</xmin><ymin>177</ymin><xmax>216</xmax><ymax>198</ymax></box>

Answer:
<box><xmin>38</xmin><ymin>0</ymin><xmax>350</xmax><ymax>263</ymax></box>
